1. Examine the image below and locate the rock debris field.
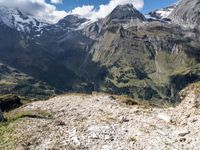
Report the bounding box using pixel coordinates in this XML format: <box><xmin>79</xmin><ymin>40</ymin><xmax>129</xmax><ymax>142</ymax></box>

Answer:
<box><xmin>1</xmin><ymin>87</ymin><xmax>200</xmax><ymax>150</ymax></box>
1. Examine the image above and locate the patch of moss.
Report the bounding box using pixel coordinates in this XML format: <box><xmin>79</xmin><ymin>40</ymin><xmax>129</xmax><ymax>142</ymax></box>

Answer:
<box><xmin>0</xmin><ymin>108</ymin><xmax>53</xmax><ymax>149</ymax></box>
<box><xmin>115</xmin><ymin>94</ymin><xmax>174</xmax><ymax>108</ymax></box>
<box><xmin>0</xmin><ymin>80</ymin><xmax>16</xmax><ymax>86</ymax></box>
<box><xmin>191</xmin><ymin>81</ymin><xmax>200</xmax><ymax>94</ymax></box>
<box><xmin>0</xmin><ymin>122</ymin><xmax>15</xmax><ymax>149</ymax></box>
<box><xmin>128</xmin><ymin>137</ymin><xmax>137</xmax><ymax>143</ymax></box>
<box><xmin>5</xmin><ymin>109</ymin><xmax>53</xmax><ymax>122</ymax></box>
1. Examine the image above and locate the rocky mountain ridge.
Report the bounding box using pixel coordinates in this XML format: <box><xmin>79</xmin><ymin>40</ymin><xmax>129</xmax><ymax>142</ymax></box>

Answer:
<box><xmin>0</xmin><ymin>6</ymin><xmax>48</xmax><ymax>34</ymax></box>
<box><xmin>147</xmin><ymin>5</ymin><xmax>175</xmax><ymax>21</ymax></box>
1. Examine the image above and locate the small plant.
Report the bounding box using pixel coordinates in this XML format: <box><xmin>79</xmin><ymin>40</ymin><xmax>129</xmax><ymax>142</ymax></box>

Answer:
<box><xmin>128</xmin><ymin>137</ymin><xmax>137</xmax><ymax>143</ymax></box>
<box><xmin>139</xmin><ymin>127</ymin><xmax>150</xmax><ymax>134</ymax></box>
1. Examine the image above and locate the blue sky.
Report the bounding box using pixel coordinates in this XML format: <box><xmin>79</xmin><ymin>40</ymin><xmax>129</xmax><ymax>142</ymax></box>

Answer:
<box><xmin>52</xmin><ymin>0</ymin><xmax>178</xmax><ymax>14</ymax></box>
<box><xmin>0</xmin><ymin>0</ymin><xmax>179</xmax><ymax>23</ymax></box>
<box><xmin>143</xmin><ymin>0</ymin><xmax>178</xmax><ymax>13</ymax></box>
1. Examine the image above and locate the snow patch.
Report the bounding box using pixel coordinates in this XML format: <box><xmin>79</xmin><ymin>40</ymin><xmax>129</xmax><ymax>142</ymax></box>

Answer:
<box><xmin>0</xmin><ymin>6</ymin><xmax>48</xmax><ymax>33</ymax></box>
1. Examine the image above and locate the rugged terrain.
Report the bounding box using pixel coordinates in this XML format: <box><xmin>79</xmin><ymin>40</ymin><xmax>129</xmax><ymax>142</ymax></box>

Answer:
<box><xmin>0</xmin><ymin>0</ymin><xmax>199</xmax><ymax>149</ymax></box>
<box><xmin>0</xmin><ymin>0</ymin><xmax>199</xmax><ymax>103</ymax></box>
<box><xmin>0</xmin><ymin>82</ymin><xmax>199</xmax><ymax>149</ymax></box>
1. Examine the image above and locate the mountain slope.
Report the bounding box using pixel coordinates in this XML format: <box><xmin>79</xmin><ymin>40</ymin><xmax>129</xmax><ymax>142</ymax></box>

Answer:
<box><xmin>0</xmin><ymin>13</ymin><xmax>96</xmax><ymax>93</ymax></box>
<box><xmin>147</xmin><ymin>5</ymin><xmax>175</xmax><ymax>20</ymax></box>
<box><xmin>0</xmin><ymin>3</ymin><xmax>199</xmax><ymax>102</ymax></box>
<box><xmin>0</xmin><ymin>6</ymin><xmax>48</xmax><ymax>34</ymax></box>
<box><xmin>0</xmin><ymin>63</ymin><xmax>56</xmax><ymax>99</ymax></box>
<box><xmin>169</xmin><ymin>0</ymin><xmax>200</xmax><ymax>27</ymax></box>
<box><xmin>88</xmin><ymin>18</ymin><xmax>200</xmax><ymax>101</ymax></box>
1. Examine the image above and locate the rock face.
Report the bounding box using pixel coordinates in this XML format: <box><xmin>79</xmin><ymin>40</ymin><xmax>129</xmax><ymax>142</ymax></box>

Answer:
<box><xmin>0</xmin><ymin>3</ymin><xmax>199</xmax><ymax>102</ymax></box>
<box><xmin>1</xmin><ymin>82</ymin><xmax>200</xmax><ymax>149</ymax></box>
<box><xmin>178</xmin><ymin>82</ymin><xmax>200</xmax><ymax>110</ymax></box>
<box><xmin>103</xmin><ymin>4</ymin><xmax>146</xmax><ymax>24</ymax></box>
<box><xmin>57</xmin><ymin>15</ymin><xmax>88</xmax><ymax>29</ymax></box>
<box><xmin>0</xmin><ymin>6</ymin><xmax>48</xmax><ymax>34</ymax></box>
<box><xmin>0</xmin><ymin>95</ymin><xmax>22</xmax><ymax>112</ymax></box>
<box><xmin>169</xmin><ymin>0</ymin><xmax>200</xmax><ymax>27</ymax></box>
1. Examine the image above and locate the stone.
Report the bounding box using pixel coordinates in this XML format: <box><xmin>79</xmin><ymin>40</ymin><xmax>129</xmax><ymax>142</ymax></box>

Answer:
<box><xmin>101</xmin><ymin>145</ymin><xmax>113</xmax><ymax>150</ymax></box>
<box><xmin>0</xmin><ymin>95</ymin><xmax>22</xmax><ymax>112</ymax></box>
<box><xmin>157</xmin><ymin>113</ymin><xmax>172</xmax><ymax>123</ymax></box>
<box><xmin>179</xmin><ymin>138</ymin><xmax>187</xmax><ymax>142</ymax></box>
<box><xmin>105</xmin><ymin>135</ymin><xmax>112</xmax><ymax>140</ymax></box>
<box><xmin>178</xmin><ymin>130</ymin><xmax>190</xmax><ymax>137</ymax></box>
<box><xmin>120</xmin><ymin>116</ymin><xmax>129</xmax><ymax>123</ymax></box>
<box><xmin>89</xmin><ymin>132</ymin><xmax>99</xmax><ymax>139</ymax></box>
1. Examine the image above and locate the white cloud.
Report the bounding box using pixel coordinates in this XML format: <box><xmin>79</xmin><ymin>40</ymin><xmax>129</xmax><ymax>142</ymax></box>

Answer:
<box><xmin>69</xmin><ymin>0</ymin><xmax>144</xmax><ymax>20</ymax></box>
<box><xmin>51</xmin><ymin>0</ymin><xmax>62</xmax><ymax>4</ymax></box>
<box><xmin>0</xmin><ymin>0</ymin><xmax>144</xmax><ymax>23</ymax></box>
<box><xmin>71</xmin><ymin>5</ymin><xmax>94</xmax><ymax>18</ymax></box>
<box><xmin>0</xmin><ymin>0</ymin><xmax>67</xmax><ymax>23</ymax></box>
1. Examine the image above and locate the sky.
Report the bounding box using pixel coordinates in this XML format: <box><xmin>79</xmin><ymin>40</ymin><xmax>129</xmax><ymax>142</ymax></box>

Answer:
<box><xmin>53</xmin><ymin>0</ymin><xmax>178</xmax><ymax>13</ymax></box>
<box><xmin>0</xmin><ymin>0</ymin><xmax>178</xmax><ymax>23</ymax></box>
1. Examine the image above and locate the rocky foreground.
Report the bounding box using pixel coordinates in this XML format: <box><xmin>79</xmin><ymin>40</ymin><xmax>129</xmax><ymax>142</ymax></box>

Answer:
<box><xmin>0</xmin><ymin>83</ymin><xmax>200</xmax><ymax>150</ymax></box>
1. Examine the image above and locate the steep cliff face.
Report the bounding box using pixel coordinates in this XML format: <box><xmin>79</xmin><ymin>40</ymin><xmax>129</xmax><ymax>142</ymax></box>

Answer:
<box><xmin>169</xmin><ymin>0</ymin><xmax>200</xmax><ymax>28</ymax></box>
<box><xmin>88</xmin><ymin>18</ymin><xmax>200</xmax><ymax>101</ymax></box>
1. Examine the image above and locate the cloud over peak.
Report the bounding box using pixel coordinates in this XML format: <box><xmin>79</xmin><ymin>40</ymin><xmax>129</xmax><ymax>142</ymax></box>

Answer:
<box><xmin>0</xmin><ymin>0</ymin><xmax>144</xmax><ymax>23</ymax></box>
<box><xmin>0</xmin><ymin>0</ymin><xmax>67</xmax><ymax>23</ymax></box>
<box><xmin>70</xmin><ymin>0</ymin><xmax>144</xmax><ymax>21</ymax></box>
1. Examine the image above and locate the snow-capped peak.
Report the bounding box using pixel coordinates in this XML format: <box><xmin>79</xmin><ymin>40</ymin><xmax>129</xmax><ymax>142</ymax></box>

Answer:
<box><xmin>147</xmin><ymin>5</ymin><xmax>176</xmax><ymax>20</ymax></box>
<box><xmin>0</xmin><ymin>6</ymin><xmax>48</xmax><ymax>33</ymax></box>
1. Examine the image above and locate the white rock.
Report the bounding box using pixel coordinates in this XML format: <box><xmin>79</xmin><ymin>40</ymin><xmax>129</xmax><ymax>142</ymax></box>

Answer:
<box><xmin>71</xmin><ymin>136</ymin><xmax>80</xmax><ymax>146</ymax></box>
<box><xmin>101</xmin><ymin>145</ymin><xmax>113</xmax><ymax>150</ymax></box>
<box><xmin>157</xmin><ymin>129</ymin><xmax>167</xmax><ymax>136</ymax></box>
<box><xmin>105</xmin><ymin>135</ymin><xmax>111</xmax><ymax>140</ymax></box>
<box><xmin>89</xmin><ymin>132</ymin><xmax>99</xmax><ymax>139</ymax></box>
<box><xmin>157</xmin><ymin>113</ymin><xmax>172</xmax><ymax>123</ymax></box>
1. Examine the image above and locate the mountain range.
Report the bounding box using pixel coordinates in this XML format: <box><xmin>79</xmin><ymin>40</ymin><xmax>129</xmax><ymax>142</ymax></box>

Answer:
<box><xmin>0</xmin><ymin>0</ymin><xmax>199</xmax><ymax>103</ymax></box>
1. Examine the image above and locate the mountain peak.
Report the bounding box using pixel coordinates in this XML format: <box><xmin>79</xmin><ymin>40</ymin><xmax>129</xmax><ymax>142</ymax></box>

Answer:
<box><xmin>115</xmin><ymin>3</ymin><xmax>136</xmax><ymax>10</ymax></box>
<box><xmin>104</xmin><ymin>3</ymin><xmax>145</xmax><ymax>23</ymax></box>
<box><xmin>147</xmin><ymin>5</ymin><xmax>175</xmax><ymax>20</ymax></box>
<box><xmin>57</xmin><ymin>14</ymin><xmax>88</xmax><ymax>28</ymax></box>
<box><xmin>0</xmin><ymin>6</ymin><xmax>48</xmax><ymax>32</ymax></box>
